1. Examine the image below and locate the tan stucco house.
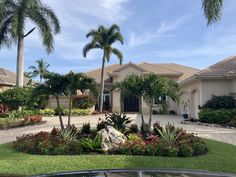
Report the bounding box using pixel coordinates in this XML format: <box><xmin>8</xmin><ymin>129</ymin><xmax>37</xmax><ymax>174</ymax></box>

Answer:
<box><xmin>0</xmin><ymin>68</ymin><xmax>31</xmax><ymax>91</ymax></box>
<box><xmin>86</xmin><ymin>56</ymin><xmax>236</xmax><ymax>118</ymax></box>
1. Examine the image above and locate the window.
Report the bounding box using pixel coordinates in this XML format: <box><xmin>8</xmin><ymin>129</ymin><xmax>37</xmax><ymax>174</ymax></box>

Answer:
<box><xmin>154</xmin><ymin>96</ymin><xmax>167</xmax><ymax>105</ymax></box>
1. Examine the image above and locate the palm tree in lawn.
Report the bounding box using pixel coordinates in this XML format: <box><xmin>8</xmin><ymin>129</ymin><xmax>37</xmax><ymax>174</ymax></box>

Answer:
<box><xmin>202</xmin><ymin>0</ymin><xmax>224</xmax><ymax>25</ymax></box>
<box><xmin>28</xmin><ymin>59</ymin><xmax>50</xmax><ymax>83</ymax></box>
<box><xmin>112</xmin><ymin>73</ymin><xmax>146</xmax><ymax>129</ymax></box>
<box><xmin>0</xmin><ymin>0</ymin><xmax>60</xmax><ymax>87</ymax></box>
<box><xmin>34</xmin><ymin>72</ymin><xmax>67</xmax><ymax>130</ymax></box>
<box><xmin>143</xmin><ymin>74</ymin><xmax>180</xmax><ymax>129</ymax></box>
<box><xmin>64</xmin><ymin>72</ymin><xmax>98</xmax><ymax>127</ymax></box>
<box><xmin>83</xmin><ymin>24</ymin><xmax>124</xmax><ymax>112</ymax></box>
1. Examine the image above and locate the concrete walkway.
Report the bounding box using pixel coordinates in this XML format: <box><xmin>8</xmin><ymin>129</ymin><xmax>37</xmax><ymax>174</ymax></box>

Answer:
<box><xmin>0</xmin><ymin>114</ymin><xmax>235</xmax><ymax>145</ymax></box>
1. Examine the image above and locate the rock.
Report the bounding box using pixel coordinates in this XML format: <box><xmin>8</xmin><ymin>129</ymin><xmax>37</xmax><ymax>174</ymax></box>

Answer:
<box><xmin>97</xmin><ymin>126</ymin><xmax>127</xmax><ymax>151</ymax></box>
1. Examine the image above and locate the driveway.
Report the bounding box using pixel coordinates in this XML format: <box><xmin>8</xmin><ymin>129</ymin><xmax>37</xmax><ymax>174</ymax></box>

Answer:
<box><xmin>0</xmin><ymin>114</ymin><xmax>236</xmax><ymax>145</ymax></box>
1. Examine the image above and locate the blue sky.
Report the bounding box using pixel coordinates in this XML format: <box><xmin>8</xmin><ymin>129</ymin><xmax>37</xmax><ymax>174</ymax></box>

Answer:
<box><xmin>1</xmin><ymin>0</ymin><xmax>236</xmax><ymax>75</ymax></box>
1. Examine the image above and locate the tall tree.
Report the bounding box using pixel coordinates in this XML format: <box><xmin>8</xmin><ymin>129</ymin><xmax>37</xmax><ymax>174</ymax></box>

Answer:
<box><xmin>143</xmin><ymin>74</ymin><xmax>180</xmax><ymax>129</ymax></box>
<box><xmin>202</xmin><ymin>0</ymin><xmax>224</xmax><ymax>25</ymax></box>
<box><xmin>112</xmin><ymin>73</ymin><xmax>146</xmax><ymax>128</ymax></box>
<box><xmin>28</xmin><ymin>59</ymin><xmax>50</xmax><ymax>83</ymax></box>
<box><xmin>83</xmin><ymin>24</ymin><xmax>124</xmax><ymax>112</ymax></box>
<box><xmin>0</xmin><ymin>0</ymin><xmax>60</xmax><ymax>87</ymax></box>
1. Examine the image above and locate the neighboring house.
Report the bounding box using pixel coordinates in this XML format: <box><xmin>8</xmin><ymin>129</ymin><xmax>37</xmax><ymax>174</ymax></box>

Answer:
<box><xmin>86</xmin><ymin>62</ymin><xmax>199</xmax><ymax>115</ymax></box>
<box><xmin>0</xmin><ymin>68</ymin><xmax>31</xmax><ymax>91</ymax></box>
<box><xmin>180</xmin><ymin>56</ymin><xmax>236</xmax><ymax>119</ymax></box>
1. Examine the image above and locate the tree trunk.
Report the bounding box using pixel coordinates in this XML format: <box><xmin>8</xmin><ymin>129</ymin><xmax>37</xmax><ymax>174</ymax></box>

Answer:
<box><xmin>56</xmin><ymin>96</ymin><xmax>64</xmax><ymax>130</ymax></box>
<box><xmin>67</xmin><ymin>94</ymin><xmax>72</xmax><ymax>128</ymax></box>
<box><xmin>148</xmin><ymin>99</ymin><xmax>153</xmax><ymax>129</ymax></box>
<box><xmin>16</xmin><ymin>37</ymin><xmax>24</xmax><ymax>87</ymax></box>
<box><xmin>99</xmin><ymin>53</ymin><xmax>106</xmax><ymax>113</ymax></box>
<box><xmin>139</xmin><ymin>95</ymin><xmax>145</xmax><ymax>127</ymax></box>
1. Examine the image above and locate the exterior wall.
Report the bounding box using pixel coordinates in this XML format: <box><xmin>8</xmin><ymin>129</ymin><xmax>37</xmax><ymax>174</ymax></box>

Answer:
<box><xmin>0</xmin><ymin>85</ymin><xmax>11</xmax><ymax>92</ymax></box>
<box><xmin>47</xmin><ymin>96</ymin><xmax>70</xmax><ymax>109</ymax></box>
<box><xmin>201</xmin><ymin>79</ymin><xmax>231</xmax><ymax>104</ymax></box>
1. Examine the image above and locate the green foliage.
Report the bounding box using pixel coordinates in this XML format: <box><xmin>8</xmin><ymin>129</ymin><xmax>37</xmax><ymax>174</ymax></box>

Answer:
<box><xmin>129</xmin><ymin>124</ymin><xmax>139</xmax><ymax>134</ymax></box>
<box><xmin>106</xmin><ymin>112</ymin><xmax>131</xmax><ymax>132</ymax></box>
<box><xmin>96</xmin><ymin>119</ymin><xmax>109</xmax><ymax>131</ymax></box>
<box><xmin>63</xmin><ymin>109</ymin><xmax>91</xmax><ymax>116</ymax></box>
<box><xmin>199</xmin><ymin>109</ymin><xmax>236</xmax><ymax>124</ymax></box>
<box><xmin>59</xmin><ymin>128</ymin><xmax>78</xmax><ymax>142</ymax></box>
<box><xmin>140</xmin><ymin>123</ymin><xmax>149</xmax><ymax>133</ymax></box>
<box><xmin>156</xmin><ymin>123</ymin><xmax>182</xmax><ymax>147</ymax></box>
<box><xmin>80</xmin><ymin>134</ymin><xmax>102</xmax><ymax>152</ymax></box>
<box><xmin>0</xmin><ymin>87</ymin><xmax>32</xmax><ymax>110</ymax></box>
<box><xmin>73</xmin><ymin>95</ymin><xmax>95</xmax><ymax>109</ymax></box>
<box><xmin>38</xmin><ymin>109</ymin><xmax>55</xmax><ymax>116</ymax></box>
<box><xmin>81</xmin><ymin>123</ymin><xmax>91</xmax><ymax>134</ymax></box>
<box><xmin>178</xmin><ymin>145</ymin><xmax>193</xmax><ymax>157</ymax></box>
<box><xmin>202</xmin><ymin>95</ymin><xmax>236</xmax><ymax>109</ymax></box>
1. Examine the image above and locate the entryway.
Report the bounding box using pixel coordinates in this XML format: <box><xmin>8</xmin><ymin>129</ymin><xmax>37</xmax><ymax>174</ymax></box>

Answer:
<box><xmin>123</xmin><ymin>95</ymin><xmax>139</xmax><ymax>112</ymax></box>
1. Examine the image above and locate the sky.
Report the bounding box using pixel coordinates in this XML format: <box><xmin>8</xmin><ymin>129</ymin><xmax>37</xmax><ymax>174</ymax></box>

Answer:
<box><xmin>1</xmin><ymin>0</ymin><xmax>236</xmax><ymax>75</ymax></box>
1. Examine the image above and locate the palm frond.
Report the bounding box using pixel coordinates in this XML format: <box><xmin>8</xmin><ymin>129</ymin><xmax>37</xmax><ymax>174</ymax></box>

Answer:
<box><xmin>112</xmin><ymin>48</ymin><xmax>123</xmax><ymax>64</ymax></box>
<box><xmin>82</xmin><ymin>41</ymin><xmax>100</xmax><ymax>57</ymax></box>
<box><xmin>202</xmin><ymin>0</ymin><xmax>224</xmax><ymax>25</ymax></box>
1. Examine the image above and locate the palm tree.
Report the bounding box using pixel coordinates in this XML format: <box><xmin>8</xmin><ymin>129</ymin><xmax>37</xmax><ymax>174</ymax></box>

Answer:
<box><xmin>112</xmin><ymin>73</ymin><xmax>146</xmax><ymax>128</ymax></box>
<box><xmin>202</xmin><ymin>0</ymin><xmax>224</xmax><ymax>25</ymax></box>
<box><xmin>143</xmin><ymin>74</ymin><xmax>180</xmax><ymax>129</ymax></box>
<box><xmin>0</xmin><ymin>0</ymin><xmax>61</xmax><ymax>87</ymax></box>
<box><xmin>28</xmin><ymin>59</ymin><xmax>50</xmax><ymax>83</ymax></box>
<box><xmin>64</xmin><ymin>71</ymin><xmax>97</xmax><ymax>127</ymax></box>
<box><xmin>83</xmin><ymin>24</ymin><xmax>124</xmax><ymax>112</ymax></box>
<box><xmin>34</xmin><ymin>72</ymin><xmax>67</xmax><ymax>129</ymax></box>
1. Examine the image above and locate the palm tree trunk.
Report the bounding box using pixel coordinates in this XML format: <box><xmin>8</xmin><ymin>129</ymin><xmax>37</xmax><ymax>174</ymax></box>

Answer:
<box><xmin>139</xmin><ymin>95</ymin><xmax>145</xmax><ymax>127</ymax></box>
<box><xmin>40</xmin><ymin>75</ymin><xmax>42</xmax><ymax>83</ymax></box>
<box><xmin>16</xmin><ymin>37</ymin><xmax>24</xmax><ymax>87</ymax></box>
<box><xmin>56</xmin><ymin>96</ymin><xmax>64</xmax><ymax>130</ymax></box>
<box><xmin>148</xmin><ymin>99</ymin><xmax>153</xmax><ymax>129</ymax></box>
<box><xmin>67</xmin><ymin>94</ymin><xmax>72</xmax><ymax>127</ymax></box>
<box><xmin>99</xmin><ymin>52</ymin><xmax>106</xmax><ymax>113</ymax></box>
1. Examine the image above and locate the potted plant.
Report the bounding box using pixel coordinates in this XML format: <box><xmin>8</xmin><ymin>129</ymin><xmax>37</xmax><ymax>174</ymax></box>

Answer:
<box><xmin>182</xmin><ymin>99</ymin><xmax>189</xmax><ymax>119</ymax></box>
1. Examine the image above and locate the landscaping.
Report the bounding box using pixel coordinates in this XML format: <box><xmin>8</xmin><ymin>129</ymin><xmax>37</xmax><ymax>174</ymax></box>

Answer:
<box><xmin>0</xmin><ymin>140</ymin><xmax>235</xmax><ymax>176</ymax></box>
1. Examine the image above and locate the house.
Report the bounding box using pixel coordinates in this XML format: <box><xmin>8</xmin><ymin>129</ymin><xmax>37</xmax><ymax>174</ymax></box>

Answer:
<box><xmin>179</xmin><ymin>56</ymin><xmax>236</xmax><ymax>118</ymax></box>
<box><xmin>86</xmin><ymin>62</ymin><xmax>200</xmax><ymax>115</ymax></box>
<box><xmin>0</xmin><ymin>68</ymin><xmax>31</xmax><ymax>91</ymax></box>
<box><xmin>86</xmin><ymin>56</ymin><xmax>236</xmax><ymax>118</ymax></box>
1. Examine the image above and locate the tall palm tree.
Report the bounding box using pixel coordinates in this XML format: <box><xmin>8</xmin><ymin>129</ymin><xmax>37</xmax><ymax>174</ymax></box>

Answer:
<box><xmin>202</xmin><ymin>0</ymin><xmax>224</xmax><ymax>25</ymax></box>
<box><xmin>83</xmin><ymin>24</ymin><xmax>124</xmax><ymax>112</ymax></box>
<box><xmin>0</xmin><ymin>0</ymin><xmax>61</xmax><ymax>87</ymax></box>
<box><xmin>28</xmin><ymin>59</ymin><xmax>50</xmax><ymax>83</ymax></box>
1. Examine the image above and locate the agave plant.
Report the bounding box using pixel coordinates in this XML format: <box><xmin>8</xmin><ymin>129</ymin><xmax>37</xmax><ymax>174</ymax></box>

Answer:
<box><xmin>106</xmin><ymin>112</ymin><xmax>131</xmax><ymax>132</ymax></box>
<box><xmin>156</xmin><ymin>123</ymin><xmax>183</xmax><ymax>147</ymax></box>
<box><xmin>59</xmin><ymin>128</ymin><xmax>78</xmax><ymax>142</ymax></box>
<box><xmin>80</xmin><ymin>134</ymin><xmax>103</xmax><ymax>152</ymax></box>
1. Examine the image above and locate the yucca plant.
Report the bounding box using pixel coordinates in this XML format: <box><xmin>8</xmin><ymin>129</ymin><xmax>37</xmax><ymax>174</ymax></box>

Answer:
<box><xmin>156</xmin><ymin>123</ymin><xmax>183</xmax><ymax>147</ymax></box>
<box><xmin>59</xmin><ymin>128</ymin><xmax>78</xmax><ymax>142</ymax></box>
<box><xmin>106</xmin><ymin>112</ymin><xmax>131</xmax><ymax>132</ymax></box>
<box><xmin>80</xmin><ymin>134</ymin><xmax>103</xmax><ymax>152</ymax></box>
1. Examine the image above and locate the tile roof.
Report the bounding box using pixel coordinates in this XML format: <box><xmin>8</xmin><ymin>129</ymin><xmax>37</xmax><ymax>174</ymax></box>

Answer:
<box><xmin>86</xmin><ymin>62</ymin><xmax>200</xmax><ymax>84</ymax></box>
<box><xmin>0</xmin><ymin>68</ymin><xmax>32</xmax><ymax>86</ymax></box>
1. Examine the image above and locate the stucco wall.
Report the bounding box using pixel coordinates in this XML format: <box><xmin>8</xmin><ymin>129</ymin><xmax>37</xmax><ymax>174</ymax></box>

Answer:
<box><xmin>201</xmin><ymin>79</ymin><xmax>231</xmax><ymax>104</ymax></box>
<box><xmin>47</xmin><ymin>96</ymin><xmax>70</xmax><ymax>109</ymax></box>
<box><xmin>0</xmin><ymin>85</ymin><xmax>11</xmax><ymax>92</ymax></box>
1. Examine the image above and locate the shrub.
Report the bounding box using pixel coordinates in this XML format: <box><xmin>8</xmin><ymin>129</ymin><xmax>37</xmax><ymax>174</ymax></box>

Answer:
<box><xmin>59</xmin><ymin>128</ymin><xmax>78</xmax><ymax>142</ymax></box>
<box><xmin>97</xmin><ymin>118</ymin><xmax>109</xmax><ymax>131</ymax></box>
<box><xmin>129</xmin><ymin>124</ymin><xmax>139</xmax><ymax>134</ymax></box>
<box><xmin>73</xmin><ymin>95</ymin><xmax>95</xmax><ymax>109</ymax></box>
<box><xmin>0</xmin><ymin>87</ymin><xmax>32</xmax><ymax>110</ymax></box>
<box><xmin>80</xmin><ymin>134</ymin><xmax>102</xmax><ymax>152</ymax></box>
<box><xmin>63</xmin><ymin>109</ymin><xmax>91</xmax><ymax>116</ymax></box>
<box><xmin>106</xmin><ymin>112</ymin><xmax>131</xmax><ymax>132</ymax></box>
<box><xmin>54</xmin><ymin>107</ymin><xmax>65</xmax><ymax>115</ymax></box>
<box><xmin>38</xmin><ymin>109</ymin><xmax>55</xmax><ymax>116</ymax></box>
<box><xmin>192</xmin><ymin>142</ymin><xmax>208</xmax><ymax>156</ymax></box>
<box><xmin>178</xmin><ymin>144</ymin><xmax>193</xmax><ymax>157</ymax></box>
<box><xmin>201</xmin><ymin>95</ymin><xmax>236</xmax><ymax>109</ymax></box>
<box><xmin>24</xmin><ymin>115</ymin><xmax>42</xmax><ymax>123</ymax></box>
<box><xmin>0</xmin><ymin>104</ymin><xmax>10</xmax><ymax>116</ymax></box>
<box><xmin>199</xmin><ymin>109</ymin><xmax>235</xmax><ymax>124</ymax></box>
<box><xmin>81</xmin><ymin>123</ymin><xmax>91</xmax><ymax>134</ymax></box>
<box><xmin>153</xmin><ymin>122</ymin><xmax>163</xmax><ymax>136</ymax></box>
<box><xmin>140</xmin><ymin>123</ymin><xmax>149</xmax><ymax>133</ymax></box>
<box><xmin>164</xmin><ymin>147</ymin><xmax>178</xmax><ymax>157</ymax></box>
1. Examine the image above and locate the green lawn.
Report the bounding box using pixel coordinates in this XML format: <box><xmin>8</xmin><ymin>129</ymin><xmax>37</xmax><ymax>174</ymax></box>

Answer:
<box><xmin>0</xmin><ymin>140</ymin><xmax>235</xmax><ymax>176</ymax></box>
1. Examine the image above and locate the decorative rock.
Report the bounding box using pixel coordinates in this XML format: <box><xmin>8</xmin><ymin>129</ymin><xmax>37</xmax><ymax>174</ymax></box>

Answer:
<box><xmin>97</xmin><ymin>126</ymin><xmax>127</xmax><ymax>151</ymax></box>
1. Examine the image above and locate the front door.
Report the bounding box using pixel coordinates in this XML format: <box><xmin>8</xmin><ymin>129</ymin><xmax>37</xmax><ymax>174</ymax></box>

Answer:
<box><xmin>124</xmin><ymin>96</ymin><xmax>139</xmax><ymax>112</ymax></box>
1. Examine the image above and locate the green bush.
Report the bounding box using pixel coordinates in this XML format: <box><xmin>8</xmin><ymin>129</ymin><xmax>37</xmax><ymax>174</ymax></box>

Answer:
<box><xmin>178</xmin><ymin>145</ymin><xmax>193</xmax><ymax>157</ymax></box>
<box><xmin>199</xmin><ymin>109</ymin><xmax>235</xmax><ymax>124</ymax></box>
<box><xmin>73</xmin><ymin>95</ymin><xmax>95</xmax><ymax>109</ymax></box>
<box><xmin>38</xmin><ymin>109</ymin><xmax>55</xmax><ymax>116</ymax></box>
<box><xmin>81</xmin><ymin>123</ymin><xmax>91</xmax><ymax>134</ymax></box>
<box><xmin>193</xmin><ymin>142</ymin><xmax>208</xmax><ymax>156</ymax></box>
<box><xmin>54</xmin><ymin>107</ymin><xmax>65</xmax><ymax>115</ymax></box>
<box><xmin>63</xmin><ymin>109</ymin><xmax>91</xmax><ymax>116</ymax></box>
<box><xmin>129</xmin><ymin>124</ymin><xmax>139</xmax><ymax>134</ymax></box>
<box><xmin>106</xmin><ymin>112</ymin><xmax>131</xmax><ymax>132</ymax></box>
<box><xmin>202</xmin><ymin>95</ymin><xmax>236</xmax><ymax>109</ymax></box>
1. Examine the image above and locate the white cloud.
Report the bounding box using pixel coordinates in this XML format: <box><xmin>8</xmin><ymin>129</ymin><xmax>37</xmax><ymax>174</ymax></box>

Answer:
<box><xmin>128</xmin><ymin>16</ymin><xmax>191</xmax><ymax>47</ymax></box>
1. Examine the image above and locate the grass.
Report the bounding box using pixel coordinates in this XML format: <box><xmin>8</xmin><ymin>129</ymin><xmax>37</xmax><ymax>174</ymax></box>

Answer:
<box><xmin>0</xmin><ymin>140</ymin><xmax>235</xmax><ymax>176</ymax></box>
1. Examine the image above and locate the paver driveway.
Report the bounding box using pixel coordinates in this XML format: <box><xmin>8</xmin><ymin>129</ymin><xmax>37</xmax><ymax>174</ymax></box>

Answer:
<box><xmin>0</xmin><ymin>114</ymin><xmax>235</xmax><ymax>145</ymax></box>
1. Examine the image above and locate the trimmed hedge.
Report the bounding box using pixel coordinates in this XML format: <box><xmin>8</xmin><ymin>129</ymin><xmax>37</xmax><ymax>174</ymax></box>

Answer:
<box><xmin>201</xmin><ymin>95</ymin><xmax>236</xmax><ymax>109</ymax></box>
<box><xmin>199</xmin><ymin>109</ymin><xmax>236</xmax><ymax>124</ymax></box>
